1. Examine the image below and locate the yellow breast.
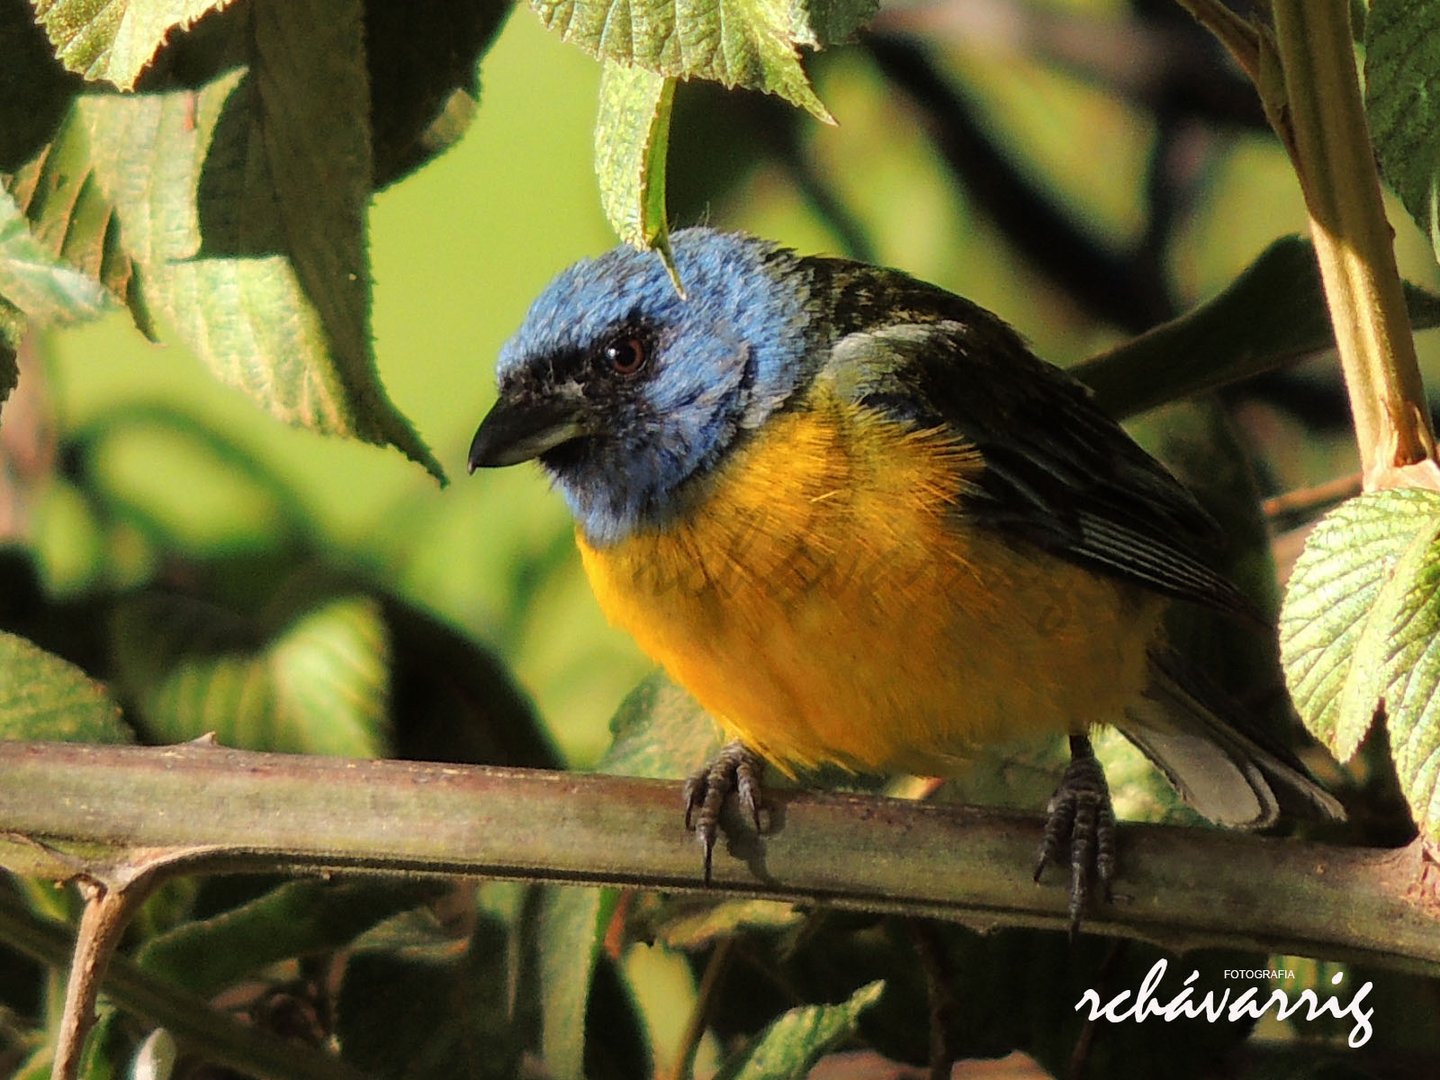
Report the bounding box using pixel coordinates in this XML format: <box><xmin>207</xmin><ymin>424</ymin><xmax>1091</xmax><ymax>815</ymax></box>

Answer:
<box><xmin>577</xmin><ymin>387</ymin><xmax>1165</xmax><ymax>776</ymax></box>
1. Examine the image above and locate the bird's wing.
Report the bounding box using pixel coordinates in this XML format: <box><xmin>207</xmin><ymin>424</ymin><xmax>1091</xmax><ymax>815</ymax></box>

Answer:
<box><xmin>815</xmin><ymin>278</ymin><xmax>1252</xmax><ymax>618</ymax></box>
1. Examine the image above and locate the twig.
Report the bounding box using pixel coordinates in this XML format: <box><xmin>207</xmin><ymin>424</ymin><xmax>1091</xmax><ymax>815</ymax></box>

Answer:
<box><xmin>52</xmin><ymin>871</ymin><xmax>157</xmax><ymax>1080</ymax></box>
<box><xmin>1262</xmin><ymin>473</ymin><xmax>1362</xmax><ymax>525</ymax></box>
<box><xmin>672</xmin><ymin>935</ymin><xmax>733</xmax><ymax>1080</ymax></box>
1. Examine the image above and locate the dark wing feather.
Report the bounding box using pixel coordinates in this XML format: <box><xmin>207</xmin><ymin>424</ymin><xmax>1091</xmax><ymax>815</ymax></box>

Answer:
<box><xmin>805</xmin><ymin>258</ymin><xmax>1254</xmax><ymax>618</ymax></box>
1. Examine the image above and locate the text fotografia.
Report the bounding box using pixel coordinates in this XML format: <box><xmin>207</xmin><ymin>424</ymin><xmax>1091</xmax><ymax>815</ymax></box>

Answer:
<box><xmin>1076</xmin><ymin>959</ymin><xmax>1374</xmax><ymax>1048</ymax></box>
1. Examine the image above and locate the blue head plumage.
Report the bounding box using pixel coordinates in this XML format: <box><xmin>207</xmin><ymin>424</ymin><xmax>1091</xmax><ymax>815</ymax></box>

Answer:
<box><xmin>471</xmin><ymin>229</ymin><xmax>818</xmax><ymax>544</ymax></box>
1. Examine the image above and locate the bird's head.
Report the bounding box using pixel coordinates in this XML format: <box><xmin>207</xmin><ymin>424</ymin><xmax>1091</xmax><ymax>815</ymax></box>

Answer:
<box><xmin>468</xmin><ymin>229</ymin><xmax>817</xmax><ymax>544</ymax></box>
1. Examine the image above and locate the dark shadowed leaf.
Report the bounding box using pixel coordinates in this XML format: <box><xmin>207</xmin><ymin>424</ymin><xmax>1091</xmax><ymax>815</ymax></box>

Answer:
<box><xmin>338</xmin><ymin>909</ymin><xmax>518</xmax><ymax>1078</ymax></box>
<box><xmin>1366</xmin><ymin>0</ymin><xmax>1440</xmax><ymax>265</ymax></box>
<box><xmin>1073</xmin><ymin>236</ymin><xmax>1440</xmax><ymax>419</ymax></box>
<box><xmin>0</xmin><ymin>0</ymin><xmax>81</xmax><ymax>170</ymax></box>
<box><xmin>0</xmin><ymin>299</ymin><xmax>19</xmax><ymax>412</ymax></box>
<box><xmin>384</xmin><ymin>597</ymin><xmax>559</xmax><ymax>769</ymax></box>
<box><xmin>137</xmin><ymin>879</ymin><xmax>447</xmax><ymax>996</ymax></box>
<box><xmin>365</xmin><ymin>0</ymin><xmax>514</xmax><ymax>188</ymax></box>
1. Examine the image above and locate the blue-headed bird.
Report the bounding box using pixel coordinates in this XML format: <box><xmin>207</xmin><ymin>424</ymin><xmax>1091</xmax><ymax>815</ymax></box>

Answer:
<box><xmin>467</xmin><ymin>228</ymin><xmax>1342</xmax><ymax>929</ymax></box>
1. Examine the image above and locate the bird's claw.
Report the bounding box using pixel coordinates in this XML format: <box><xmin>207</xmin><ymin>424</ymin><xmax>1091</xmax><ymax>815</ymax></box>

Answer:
<box><xmin>1034</xmin><ymin>735</ymin><xmax>1116</xmax><ymax>936</ymax></box>
<box><xmin>683</xmin><ymin>741</ymin><xmax>764</xmax><ymax>883</ymax></box>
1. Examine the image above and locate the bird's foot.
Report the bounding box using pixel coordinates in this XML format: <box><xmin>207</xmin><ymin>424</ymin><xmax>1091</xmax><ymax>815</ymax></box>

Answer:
<box><xmin>1034</xmin><ymin>734</ymin><xmax>1116</xmax><ymax>935</ymax></box>
<box><xmin>682</xmin><ymin>741</ymin><xmax>765</xmax><ymax>883</ymax></box>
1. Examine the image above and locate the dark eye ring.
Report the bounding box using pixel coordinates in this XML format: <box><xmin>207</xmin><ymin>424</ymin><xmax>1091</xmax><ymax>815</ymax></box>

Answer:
<box><xmin>602</xmin><ymin>335</ymin><xmax>648</xmax><ymax>377</ymax></box>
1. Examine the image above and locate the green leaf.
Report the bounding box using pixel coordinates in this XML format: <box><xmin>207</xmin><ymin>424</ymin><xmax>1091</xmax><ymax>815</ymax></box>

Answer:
<box><xmin>0</xmin><ymin>0</ymin><xmax>81</xmax><ymax>170</ymax></box>
<box><xmin>595</xmin><ymin>61</ymin><xmax>679</xmax><ymax>280</ymax></box>
<box><xmin>137</xmin><ymin>879</ymin><xmax>446</xmax><ymax>996</ymax></box>
<box><xmin>531</xmin><ymin>0</ymin><xmax>874</xmax><ymax>120</ymax></box>
<box><xmin>110</xmin><ymin>589</ymin><xmax>390</xmax><ymax>756</ymax></box>
<box><xmin>538</xmin><ymin>886</ymin><xmax>615</xmax><ymax>1079</ymax></box>
<box><xmin>632</xmin><ymin>894</ymin><xmax>803</xmax><ymax>950</ymax></box>
<box><xmin>0</xmin><ymin>183</ymin><xmax>114</xmax><ymax>324</ymax></box>
<box><xmin>29</xmin><ymin>0</ymin><xmax>232</xmax><ymax>90</ymax></box>
<box><xmin>599</xmin><ymin>671</ymin><xmax>720</xmax><ymax>779</ymax></box>
<box><xmin>1280</xmin><ymin>490</ymin><xmax>1440</xmax><ymax>823</ymax></box>
<box><xmin>1362</xmin><ymin>510</ymin><xmax>1440</xmax><ymax>839</ymax></box>
<box><xmin>338</xmin><ymin>910</ymin><xmax>519</xmax><ymax>1079</ymax></box>
<box><xmin>1366</xmin><ymin>0</ymin><xmax>1440</xmax><ymax>265</ymax></box>
<box><xmin>4</xmin><ymin>106</ymin><xmax>154</xmax><ymax>337</ymax></box>
<box><xmin>365</xmin><ymin>0</ymin><xmax>514</xmax><ymax>188</ymax></box>
<box><xmin>1</xmin><ymin>299</ymin><xmax>19</xmax><ymax>412</ymax></box>
<box><xmin>77</xmin><ymin>1</ymin><xmax>442</xmax><ymax>480</ymax></box>
<box><xmin>1072</xmin><ymin>235</ymin><xmax>1440</xmax><ymax>419</ymax></box>
<box><xmin>714</xmin><ymin>979</ymin><xmax>883</xmax><ymax>1080</ymax></box>
<box><xmin>0</xmin><ymin>630</ymin><xmax>131</xmax><ymax>742</ymax></box>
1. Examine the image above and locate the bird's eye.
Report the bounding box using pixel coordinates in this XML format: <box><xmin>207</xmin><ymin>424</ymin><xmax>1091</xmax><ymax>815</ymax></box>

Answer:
<box><xmin>602</xmin><ymin>335</ymin><xmax>648</xmax><ymax>377</ymax></box>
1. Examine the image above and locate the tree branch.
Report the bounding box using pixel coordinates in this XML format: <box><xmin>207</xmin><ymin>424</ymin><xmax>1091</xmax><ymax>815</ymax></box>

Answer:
<box><xmin>1</xmin><ymin>742</ymin><xmax>1438</xmax><ymax>977</ymax></box>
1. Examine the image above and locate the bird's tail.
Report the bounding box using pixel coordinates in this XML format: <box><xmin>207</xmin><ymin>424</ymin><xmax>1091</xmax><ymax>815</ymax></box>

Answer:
<box><xmin>1114</xmin><ymin>650</ymin><xmax>1345</xmax><ymax>828</ymax></box>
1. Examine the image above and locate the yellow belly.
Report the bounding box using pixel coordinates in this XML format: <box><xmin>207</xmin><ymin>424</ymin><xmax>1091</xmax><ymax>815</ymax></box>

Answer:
<box><xmin>578</xmin><ymin>392</ymin><xmax>1166</xmax><ymax>776</ymax></box>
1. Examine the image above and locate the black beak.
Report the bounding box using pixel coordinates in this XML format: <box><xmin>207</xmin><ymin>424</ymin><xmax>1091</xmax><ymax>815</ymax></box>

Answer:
<box><xmin>467</xmin><ymin>394</ymin><xmax>589</xmax><ymax>472</ymax></box>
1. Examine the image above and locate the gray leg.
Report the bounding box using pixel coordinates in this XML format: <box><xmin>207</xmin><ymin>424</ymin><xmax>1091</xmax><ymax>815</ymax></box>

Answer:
<box><xmin>1034</xmin><ymin>734</ymin><xmax>1116</xmax><ymax>934</ymax></box>
<box><xmin>682</xmin><ymin>741</ymin><xmax>765</xmax><ymax>883</ymax></box>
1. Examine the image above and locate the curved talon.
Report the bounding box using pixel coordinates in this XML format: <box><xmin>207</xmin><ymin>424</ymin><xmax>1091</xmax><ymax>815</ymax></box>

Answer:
<box><xmin>1034</xmin><ymin>734</ymin><xmax>1116</xmax><ymax>935</ymax></box>
<box><xmin>682</xmin><ymin>741</ymin><xmax>765</xmax><ymax>883</ymax></box>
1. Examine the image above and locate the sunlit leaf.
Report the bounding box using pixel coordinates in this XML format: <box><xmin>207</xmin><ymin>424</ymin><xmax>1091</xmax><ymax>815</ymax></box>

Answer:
<box><xmin>1364</xmin><ymin>513</ymin><xmax>1440</xmax><ymax>837</ymax></box>
<box><xmin>595</xmin><ymin>61</ymin><xmax>678</xmax><ymax>278</ymax></box>
<box><xmin>29</xmin><ymin>0</ymin><xmax>234</xmax><ymax>89</ymax></box>
<box><xmin>714</xmin><ymin>979</ymin><xmax>883</xmax><ymax>1080</ymax></box>
<box><xmin>1280</xmin><ymin>489</ymin><xmax>1440</xmax><ymax>838</ymax></box>
<box><xmin>77</xmin><ymin>0</ymin><xmax>442</xmax><ymax>479</ymax></box>
<box><xmin>636</xmin><ymin>895</ymin><xmax>802</xmax><ymax>951</ymax></box>
<box><xmin>0</xmin><ymin>184</ymin><xmax>114</xmax><ymax>324</ymax></box>
<box><xmin>0</xmin><ymin>630</ymin><xmax>131</xmax><ymax>742</ymax></box>
<box><xmin>1366</xmin><ymin>0</ymin><xmax>1440</xmax><ymax>265</ymax></box>
<box><xmin>5</xmin><ymin>106</ymin><xmax>153</xmax><ymax>336</ymax></box>
<box><xmin>531</xmin><ymin>0</ymin><xmax>877</xmax><ymax>120</ymax></box>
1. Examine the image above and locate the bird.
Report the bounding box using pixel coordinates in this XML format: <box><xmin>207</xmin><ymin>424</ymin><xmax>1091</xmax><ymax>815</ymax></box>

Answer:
<box><xmin>467</xmin><ymin>227</ymin><xmax>1343</xmax><ymax>930</ymax></box>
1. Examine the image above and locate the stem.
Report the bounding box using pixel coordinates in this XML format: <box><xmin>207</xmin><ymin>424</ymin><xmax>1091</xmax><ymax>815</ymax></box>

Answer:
<box><xmin>671</xmin><ymin>935</ymin><xmax>732</xmax><ymax>1080</ymax></box>
<box><xmin>1</xmin><ymin>743</ymin><xmax>1438</xmax><ymax>974</ymax></box>
<box><xmin>1269</xmin><ymin>0</ymin><xmax>1439</xmax><ymax>488</ymax></box>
